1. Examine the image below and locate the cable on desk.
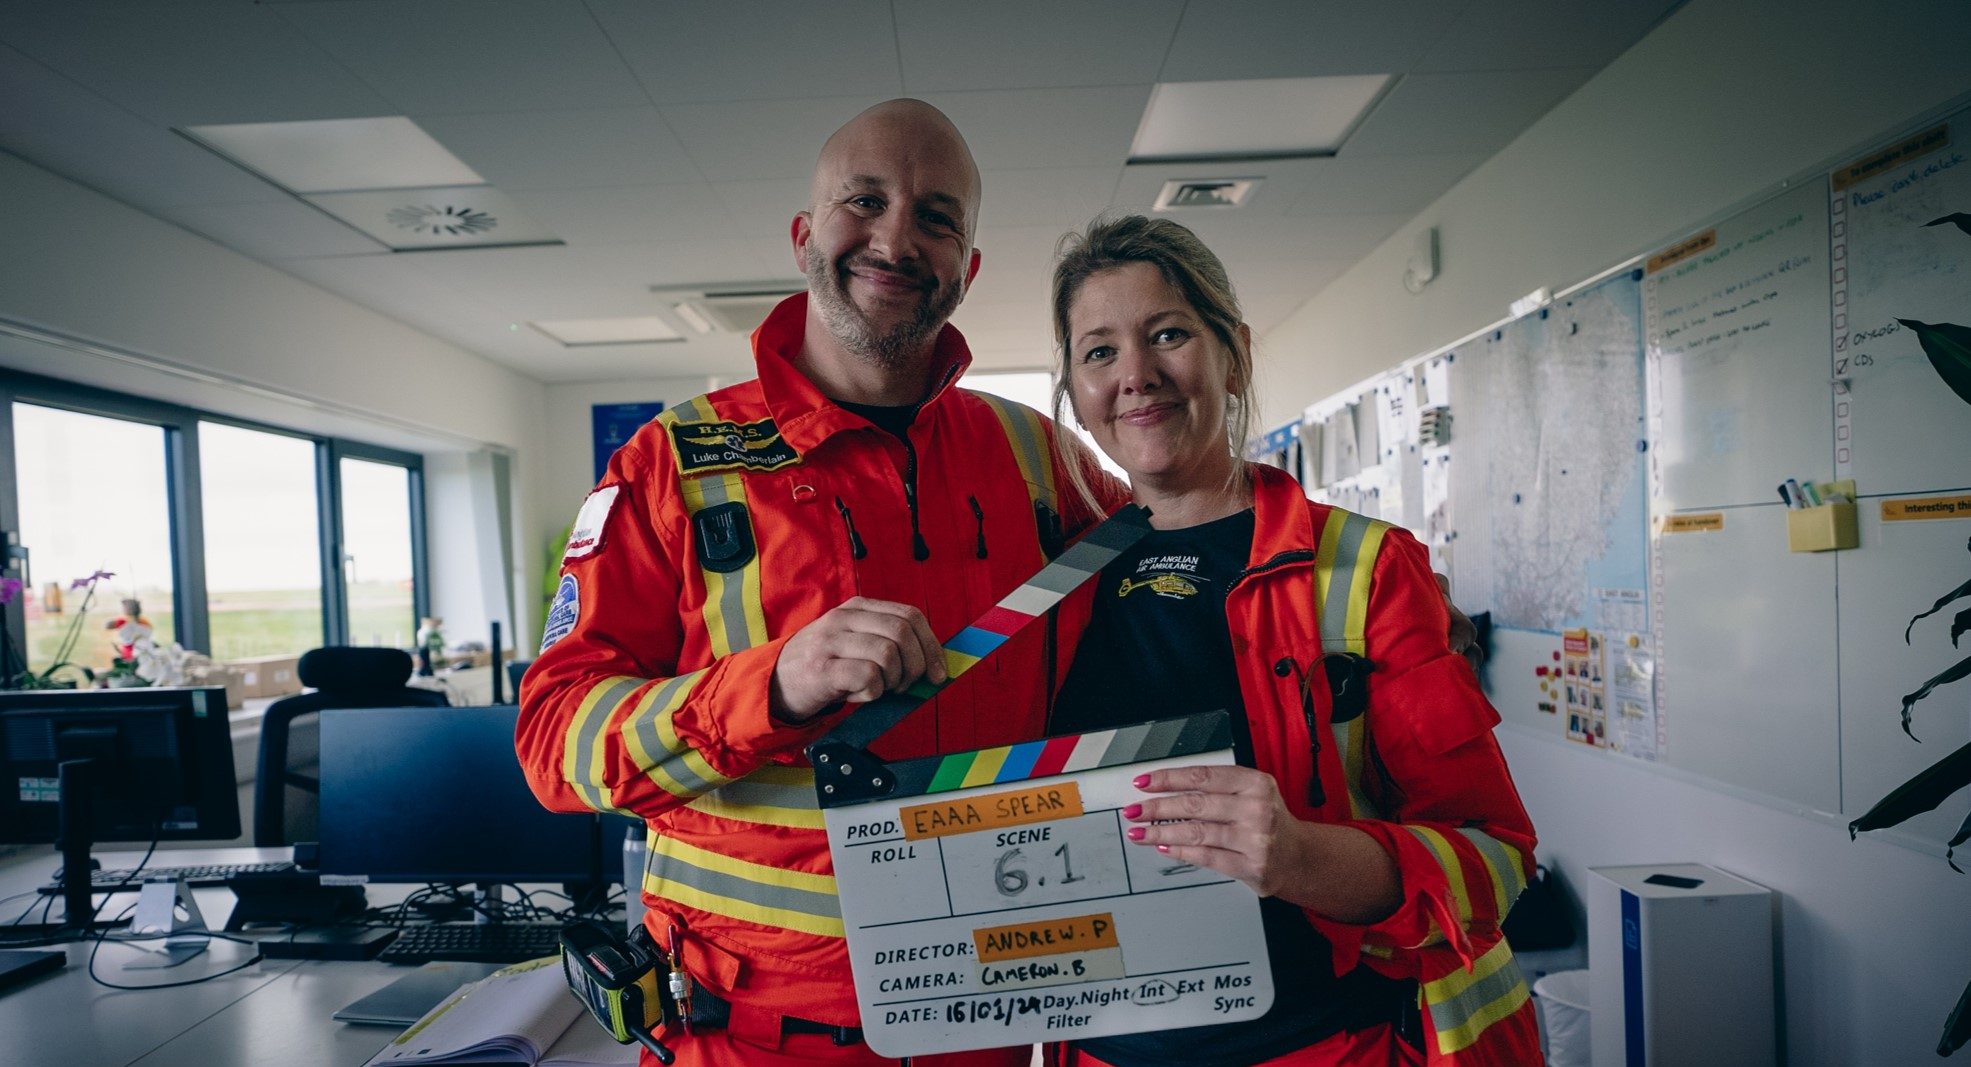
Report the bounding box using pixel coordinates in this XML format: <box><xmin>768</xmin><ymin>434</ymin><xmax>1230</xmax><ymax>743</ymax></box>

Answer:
<box><xmin>85</xmin><ymin>902</ymin><xmax>268</xmax><ymax>992</ymax></box>
<box><xmin>0</xmin><ymin>825</ymin><xmax>159</xmax><ymax>948</ymax></box>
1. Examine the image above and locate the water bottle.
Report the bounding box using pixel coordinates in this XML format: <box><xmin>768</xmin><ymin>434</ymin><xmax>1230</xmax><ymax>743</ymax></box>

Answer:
<box><xmin>622</xmin><ymin>824</ymin><xmax>648</xmax><ymax>935</ymax></box>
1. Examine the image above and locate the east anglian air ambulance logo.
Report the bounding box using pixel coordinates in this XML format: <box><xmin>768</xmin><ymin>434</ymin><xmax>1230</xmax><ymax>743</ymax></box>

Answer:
<box><xmin>669</xmin><ymin>417</ymin><xmax>801</xmax><ymax>475</ymax></box>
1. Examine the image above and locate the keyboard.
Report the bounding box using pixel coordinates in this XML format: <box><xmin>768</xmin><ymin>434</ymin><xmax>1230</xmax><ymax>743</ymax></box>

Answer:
<box><xmin>39</xmin><ymin>861</ymin><xmax>298</xmax><ymax>895</ymax></box>
<box><xmin>376</xmin><ymin>923</ymin><xmax>565</xmax><ymax>966</ymax></box>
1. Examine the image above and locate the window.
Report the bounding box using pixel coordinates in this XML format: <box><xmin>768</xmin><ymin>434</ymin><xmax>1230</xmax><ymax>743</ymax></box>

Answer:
<box><xmin>339</xmin><ymin>457</ymin><xmax>416</xmax><ymax>648</ymax></box>
<box><xmin>965</xmin><ymin>371</ymin><xmax>1125</xmax><ymax>479</ymax></box>
<box><xmin>11</xmin><ymin>403</ymin><xmax>176</xmax><ymax>677</ymax></box>
<box><xmin>199</xmin><ymin>422</ymin><xmax>324</xmax><ymax>660</ymax></box>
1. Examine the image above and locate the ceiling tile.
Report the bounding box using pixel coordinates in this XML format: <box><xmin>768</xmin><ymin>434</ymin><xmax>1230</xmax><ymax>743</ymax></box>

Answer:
<box><xmin>0</xmin><ymin>1</ymin><xmax>391</xmax><ymax>125</ymax></box>
<box><xmin>586</xmin><ymin>0</ymin><xmax>902</xmax><ymax>103</ymax></box>
<box><xmin>917</xmin><ymin>86</ymin><xmax>1153</xmax><ymax>172</ymax></box>
<box><xmin>1159</xmin><ymin>0</ymin><xmax>1462</xmax><ymax>81</ymax></box>
<box><xmin>662</xmin><ymin>95</ymin><xmax>891</xmax><ymax>180</ymax></box>
<box><xmin>1415</xmin><ymin>0</ymin><xmax>1688</xmax><ymax>73</ymax></box>
<box><xmin>714</xmin><ymin>178</ymin><xmax>814</xmax><ymax>245</ymax></box>
<box><xmin>975</xmin><ymin>167</ymin><xmax>1123</xmax><ymax>232</ymax></box>
<box><xmin>1343</xmin><ymin>68</ymin><xmax>1596</xmax><ymax>156</ymax></box>
<box><xmin>275</xmin><ymin>0</ymin><xmax>648</xmax><ymax>115</ymax></box>
<box><xmin>510</xmin><ymin>184</ymin><xmax>737</xmax><ymax>247</ymax></box>
<box><xmin>1285</xmin><ymin>153</ymin><xmax>1486</xmax><ymax>216</ymax></box>
<box><xmin>894</xmin><ymin>0</ymin><xmax>1184</xmax><ymax>92</ymax></box>
<box><xmin>416</xmin><ymin>107</ymin><xmax>705</xmax><ymax>190</ymax></box>
<box><xmin>0</xmin><ymin>44</ymin><xmax>291</xmax><ymax>208</ymax></box>
<box><xmin>166</xmin><ymin>199</ymin><xmax>385</xmax><ymax>260</ymax></box>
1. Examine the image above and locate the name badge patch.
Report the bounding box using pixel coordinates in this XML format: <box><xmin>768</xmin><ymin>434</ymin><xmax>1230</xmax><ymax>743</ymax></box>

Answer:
<box><xmin>669</xmin><ymin>418</ymin><xmax>800</xmax><ymax>475</ymax></box>
<box><xmin>564</xmin><ymin>485</ymin><xmax>620</xmax><ymax>560</ymax></box>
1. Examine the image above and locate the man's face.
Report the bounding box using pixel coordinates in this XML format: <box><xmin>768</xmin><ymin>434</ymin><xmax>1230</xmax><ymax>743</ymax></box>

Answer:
<box><xmin>795</xmin><ymin>118</ymin><xmax>980</xmax><ymax>369</ymax></box>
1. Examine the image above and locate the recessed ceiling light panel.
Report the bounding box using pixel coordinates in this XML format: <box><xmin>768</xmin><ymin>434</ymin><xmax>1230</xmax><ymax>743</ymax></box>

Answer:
<box><xmin>182</xmin><ymin>116</ymin><xmax>483</xmax><ymax>194</ymax></box>
<box><xmin>531</xmin><ymin>316</ymin><xmax>683</xmax><ymax>347</ymax></box>
<box><xmin>1153</xmin><ymin>178</ymin><xmax>1262</xmax><ymax>211</ymax></box>
<box><xmin>304</xmin><ymin>186</ymin><xmax>560</xmax><ymax>251</ymax></box>
<box><xmin>1129</xmin><ymin>75</ymin><xmax>1394</xmax><ymax>164</ymax></box>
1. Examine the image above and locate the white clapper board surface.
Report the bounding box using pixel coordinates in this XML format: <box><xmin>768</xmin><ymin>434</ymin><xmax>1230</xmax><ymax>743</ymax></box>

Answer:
<box><xmin>817</xmin><ymin>712</ymin><xmax>1274</xmax><ymax>1057</ymax></box>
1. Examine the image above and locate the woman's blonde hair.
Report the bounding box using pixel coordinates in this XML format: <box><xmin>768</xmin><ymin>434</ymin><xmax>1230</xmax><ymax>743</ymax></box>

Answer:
<box><xmin>1049</xmin><ymin>215</ymin><xmax>1256</xmax><ymax>513</ymax></box>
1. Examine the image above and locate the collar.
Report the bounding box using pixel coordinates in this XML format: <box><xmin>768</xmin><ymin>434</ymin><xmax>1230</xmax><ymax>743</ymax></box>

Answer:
<box><xmin>1246</xmin><ymin>462</ymin><xmax>1322</xmax><ymax>567</ymax></box>
<box><xmin>750</xmin><ymin>292</ymin><xmax>976</xmax><ymax>452</ymax></box>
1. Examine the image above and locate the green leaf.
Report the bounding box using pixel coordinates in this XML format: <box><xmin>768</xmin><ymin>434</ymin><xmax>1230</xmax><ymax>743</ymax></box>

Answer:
<box><xmin>1898</xmin><ymin>319</ymin><xmax>1971</xmax><ymax>408</ymax></box>
<box><xmin>1901</xmin><ymin>653</ymin><xmax>1971</xmax><ymax>739</ymax></box>
<box><xmin>1850</xmin><ymin>741</ymin><xmax>1971</xmax><ymax>837</ymax></box>
<box><xmin>1926</xmin><ymin>213</ymin><xmax>1971</xmax><ymax>238</ymax></box>
<box><xmin>1944</xmin><ymin>973</ymin><xmax>1971</xmax><ymax>1056</ymax></box>
<box><xmin>1908</xmin><ymin>576</ymin><xmax>1971</xmax><ymax>643</ymax></box>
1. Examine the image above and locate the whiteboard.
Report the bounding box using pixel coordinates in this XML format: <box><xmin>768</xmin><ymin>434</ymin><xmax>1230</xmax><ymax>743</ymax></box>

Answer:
<box><xmin>1656</xmin><ymin>504</ymin><xmax>1840</xmax><ymax>812</ymax></box>
<box><xmin>1837</xmin><ymin>498</ymin><xmax>1971</xmax><ymax>847</ymax></box>
<box><xmin>1833</xmin><ymin>107</ymin><xmax>1971</xmax><ymax>495</ymax></box>
<box><xmin>1644</xmin><ymin>182</ymin><xmax>1834</xmax><ymax>511</ymax></box>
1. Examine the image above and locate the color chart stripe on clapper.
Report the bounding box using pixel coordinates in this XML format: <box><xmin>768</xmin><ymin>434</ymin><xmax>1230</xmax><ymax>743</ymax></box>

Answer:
<box><xmin>815</xmin><ymin>505</ymin><xmax>1154</xmax><ymax>757</ymax></box>
<box><xmin>895</xmin><ymin>712</ymin><xmax>1234</xmax><ymax>801</ymax></box>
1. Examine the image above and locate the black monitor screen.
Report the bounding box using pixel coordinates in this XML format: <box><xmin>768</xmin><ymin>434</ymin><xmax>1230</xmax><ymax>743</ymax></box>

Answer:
<box><xmin>318</xmin><ymin>704</ymin><xmax>596</xmax><ymax>884</ymax></box>
<box><xmin>0</xmin><ymin>686</ymin><xmax>239</xmax><ymax>845</ymax></box>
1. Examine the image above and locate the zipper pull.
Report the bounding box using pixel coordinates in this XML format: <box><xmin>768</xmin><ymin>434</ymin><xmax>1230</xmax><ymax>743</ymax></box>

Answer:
<box><xmin>968</xmin><ymin>496</ymin><xmax>988</xmax><ymax>559</ymax></box>
<box><xmin>834</xmin><ymin>497</ymin><xmax>867</xmax><ymax>560</ymax></box>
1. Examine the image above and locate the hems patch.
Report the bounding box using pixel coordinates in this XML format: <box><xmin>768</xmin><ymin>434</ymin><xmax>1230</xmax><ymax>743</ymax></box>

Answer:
<box><xmin>564</xmin><ymin>485</ymin><xmax>620</xmax><ymax>560</ymax></box>
<box><xmin>541</xmin><ymin>575</ymin><xmax>579</xmax><ymax>652</ymax></box>
<box><xmin>668</xmin><ymin>418</ymin><xmax>800</xmax><ymax>475</ymax></box>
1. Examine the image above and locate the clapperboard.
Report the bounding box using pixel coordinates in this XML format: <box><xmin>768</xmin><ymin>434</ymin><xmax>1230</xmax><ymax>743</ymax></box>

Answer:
<box><xmin>807</xmin><ymin>506</ymin><xmax>1274</xmax><ymax>1056</ymax></box>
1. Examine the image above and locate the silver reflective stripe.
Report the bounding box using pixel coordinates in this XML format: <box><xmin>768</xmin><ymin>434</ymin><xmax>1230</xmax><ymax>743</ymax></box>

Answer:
<box><xmin>1428</xmin><ymin>950</ymin><xmax>1528</xmax><ymax>1039</ymax></box>
<box><xmin>700</xmin><ymin>770</ymin><xmax>817</xmax><ymax>810</ymax></box>
<box><xmin>572</xmin><ymin>676</ymin><xmax>644</xmax><ymax>810</ymax></box>
<box><xmin>626</xmin><ymin>672</ymin><xmax>721</xmax><ymax>797</ymax></box>
<box><xmin>684</xmin><ymin>472</ymin><xmax>760</xmax><ymax>657</ymax></box>
<box><xmin>646</xmin><ymin>845</ymin><xmax>842</xmax><ymax>922</ymax></box>
<box><xmin>1320</xmin><ymin>512</ymin><xmax>1371</xmax><ymax>649</ymax></box>
<box><xmin>1456</xmin><ymin>827</ymin><xmax>1527</xmax><ymax>914</ymax></box>
<box><xmin>979</xmin><ymin>393</ymin><xmax>1049</xmax><ymax>497</ymax></box>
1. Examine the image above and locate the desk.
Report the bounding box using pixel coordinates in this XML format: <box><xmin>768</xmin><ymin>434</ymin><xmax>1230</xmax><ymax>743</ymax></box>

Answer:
<box><xmin>1</xmin><ymin>846</ymin><xmax>478</xmax><ymax>1067</ymax></box>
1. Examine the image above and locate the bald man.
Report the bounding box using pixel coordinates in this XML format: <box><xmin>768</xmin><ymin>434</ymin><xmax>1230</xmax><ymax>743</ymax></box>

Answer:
<box><xmin>518</xmin><ymin>99</ymin><xmax>1109</xmax><ymax>1066</ymax></box>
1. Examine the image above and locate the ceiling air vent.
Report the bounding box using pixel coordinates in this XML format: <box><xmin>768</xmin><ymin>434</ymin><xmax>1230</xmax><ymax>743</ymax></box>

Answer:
<box><xmin>1153</xmin><ymin>178</ymin><xmax>1261</xmax><ymax>211</ymax></box>
<box><xmin>657</xmin><ymin>286</ymin><xmax>805</xmax><ymax>336</ymax></box>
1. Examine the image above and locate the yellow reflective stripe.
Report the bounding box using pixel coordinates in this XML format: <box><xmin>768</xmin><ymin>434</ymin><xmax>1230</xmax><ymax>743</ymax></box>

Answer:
<box><xmin>1344</xmin><ymin>520</ymin><xmax>1387</xmax><ymax>648</ymax></box>
<box><xmin>687</xmin><ymin>765</ymin><xmax>824</xmax><ymax>829</ymax></box>
<box><xmin>973</xmin><ymin>391</ymin><xmax>1056</xmax><ymax>513</ymax></box>
<box><xmin>563</xmin><ymin>675</ymin><xmax>644</xmax><ymax>814</ymax></box>
<box><xmin>1332</xmin><ymin>717</ymin><xmax>1379</xmax><ymax>819</ymax></box>
<box><xmin>679</xmin><ymin>472</ymin><xmax>769</xmax><ymax>657</ymax></box>
<box><xmin>1423</xmin><ymin>939</ymin><xmax>1531</xmax><ymax>1054</ymax></box>
<box><xmin>1313</xmin><ymin>510</ymin><xmax>1351</xmax><ymax>647</ymax></box>
<box><xmin>620</xmin><ymin>669</ymin><xmax>729</xmax><ymax>800</ymax></box>
<box><xmin>1456</xmin><ymin>828</ymin><xmax>1527</xmax><ymax>922</ymax></box>
<box><xmin>643</xmin><ymin>836</ymin><xmax>843</xmax><ymax>938</ymax></box>
<box><xmin>1406</xmin><ymin>825</ymin><xmax>1475</xmax><ymax>925</ymax></box>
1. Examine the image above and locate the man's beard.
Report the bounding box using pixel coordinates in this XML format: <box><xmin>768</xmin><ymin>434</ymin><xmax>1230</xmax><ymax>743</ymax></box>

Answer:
<box><xmin>804</xmin><ymin>244</ymin><xmax>962</xmax><ymax>369</ymax></box>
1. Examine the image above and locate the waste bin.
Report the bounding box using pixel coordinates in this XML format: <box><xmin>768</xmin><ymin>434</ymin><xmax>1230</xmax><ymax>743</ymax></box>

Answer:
<box><xmin>1533</xmin><ymin>968</ymin><xmax>1590</xmax><ymax>1067</ymax></box>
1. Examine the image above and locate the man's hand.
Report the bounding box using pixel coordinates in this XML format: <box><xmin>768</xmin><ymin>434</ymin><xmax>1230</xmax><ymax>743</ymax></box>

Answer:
<box><xmin>768</xmin><ymin>597</ymin><xmax>947</xmax><ymax>723</ymax></box>
<box><xmin>1436</xmin><ymin>572</ymin><xmax>1483</xmax><ymax>670</ymax></box>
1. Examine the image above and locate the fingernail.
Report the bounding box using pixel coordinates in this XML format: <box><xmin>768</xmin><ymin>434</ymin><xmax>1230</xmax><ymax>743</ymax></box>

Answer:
<box><xmin>1122</xmin><ymin>803</ymin><xmax>1142</xmax><ymax>819</ymax></box>
<box><xmin>1132</xmin><ymin>774</ymin><xmax>1149</xmax><ymax>788</ymax></box>
<box><xmin>1126</xmin><ymin>827</ymin><xmax>1146</xmax><ymax>841</ymax></box>
<box><xmin>1155</xmin><ymin>844</ymin><xmax>1170</xmax><ymax>854</ymax></box>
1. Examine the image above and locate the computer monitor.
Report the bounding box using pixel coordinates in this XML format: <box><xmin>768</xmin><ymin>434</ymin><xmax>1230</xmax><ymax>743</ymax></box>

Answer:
<box><xmin>0</xmin><ymin>686</ymin><xmax>240</xmax><ymax>846</ymax></box>
<box><xmin>318</xmin><ymin>704</ymin><xmax>598</xmax><ymax>888</ymax></box>
<box><xmin>0</xmin><ymin>686</ymin><xmax>239</xmax><ymax>935</ymax></box>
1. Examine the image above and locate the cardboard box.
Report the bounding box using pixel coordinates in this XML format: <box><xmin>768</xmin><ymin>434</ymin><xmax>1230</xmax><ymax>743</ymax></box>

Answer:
<box><xmin>231</xmin><ymin>654</ymin><xmax>303</xmax><ymax>699</ymax></box>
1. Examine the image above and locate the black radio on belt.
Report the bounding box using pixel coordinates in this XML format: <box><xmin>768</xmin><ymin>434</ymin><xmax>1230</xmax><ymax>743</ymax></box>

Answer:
<box><xmin>559</xmin><ymin>920</ymin><xmax>683</xmax><ymax>1064</ymax></box>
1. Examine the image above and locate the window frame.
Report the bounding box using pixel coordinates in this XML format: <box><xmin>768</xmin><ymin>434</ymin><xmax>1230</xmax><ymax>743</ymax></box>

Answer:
<box><xmin>0</xmin><ymin>369</ymin><xmax>429</xmax><ymax>667</ymax></box>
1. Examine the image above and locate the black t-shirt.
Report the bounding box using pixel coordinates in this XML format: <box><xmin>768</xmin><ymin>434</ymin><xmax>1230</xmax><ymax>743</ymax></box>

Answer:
<box><xmin>837</xmin><ymin>399</ymin><xmax>917</xmax><ymax>440</ymax></box>
<box><xmin>1053</xmin><ymin>508</ymin><xmax>1410</xmax><ymax>1067</ymax></box>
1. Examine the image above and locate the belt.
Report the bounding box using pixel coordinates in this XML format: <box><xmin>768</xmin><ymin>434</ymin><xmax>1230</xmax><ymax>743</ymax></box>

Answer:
<box><xmin>685</xmin><ymin>983</ymin><xmax>864</xmax><ymax>1047</ymax></box>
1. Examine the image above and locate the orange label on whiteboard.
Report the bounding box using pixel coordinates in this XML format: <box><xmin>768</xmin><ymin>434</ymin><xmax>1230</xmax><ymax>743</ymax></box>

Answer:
<box><xmin>1881</xmin><ymin>495</ymin><xmax>1971</xmax><ymax>522</ymax></box>
<box><xmin>1647</xmin><ymin>229</ymin><xmax>1717</xmax><ymax>274</ymax></box>
<box><xmin>974</xmin><ymin>913</ymin><xmax>1118</xmax><ymax>963</ymax></box>
<box><xmin>1661</xmin><ymin>512</ymin><xmax>1724</xmax><ymax>533</ymax></box>
<box><xmin>900</xmin><ymin>783</ymin><xmax>1083</xmax><ymax>840</ymax></box>
<box><xmin>1834</xmin><ymin>123</ymin><xmax>1951</xmax><ymax>190</ymax></box>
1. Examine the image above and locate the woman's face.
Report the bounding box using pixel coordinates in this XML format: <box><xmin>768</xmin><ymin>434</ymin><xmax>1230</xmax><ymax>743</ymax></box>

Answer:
<box><xmin>1065</xmin><ymin>261</ymin><xmax>1242</xmax><ymax>492</ymax></box>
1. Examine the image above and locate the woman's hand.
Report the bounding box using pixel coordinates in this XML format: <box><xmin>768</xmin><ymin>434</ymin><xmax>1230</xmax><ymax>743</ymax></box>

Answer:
<box><xmin>1124</xmin><ymin>765</ymin><xmax>1401</xmax><ymax>923</ymax></box>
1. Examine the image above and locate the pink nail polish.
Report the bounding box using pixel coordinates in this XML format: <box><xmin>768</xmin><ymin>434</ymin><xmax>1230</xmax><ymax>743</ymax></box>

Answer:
<box><xmin>1126</xmin><ymin>827</ymin><xmax>1146</xmax><ymax>841</ymax></box>
<box><xmin>1132</xmin><ymin>774</ymin><xmax>1150</xmax><ymax>788</ymax></box>
<box><xmin>1122</xmin><ymin>803</ymin><xmax>1142</xmax><ymax>819</ymax></box>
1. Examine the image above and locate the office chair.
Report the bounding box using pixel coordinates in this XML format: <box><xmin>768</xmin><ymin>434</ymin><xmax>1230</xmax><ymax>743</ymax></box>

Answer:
<box><xmin>505</xmin><ymin>658</ymin><xmax>532</xmax><ymax>697</ymax></box>
<box><xmin>253</xmin><ymin>646</ymin><xmax>450</xmax><ymax>846</ymax></box>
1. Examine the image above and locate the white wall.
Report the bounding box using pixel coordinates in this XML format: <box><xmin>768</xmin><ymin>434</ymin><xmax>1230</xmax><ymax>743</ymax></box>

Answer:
<box><xmin>1256</xmin><ymin>1</ymin><xmax>1971</xmax><ymax>1063</ymax></box>
<box><xmin>0</xmin><ymin>152</ymin><xmax>551</xmax><ymax>657</ymax></box>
